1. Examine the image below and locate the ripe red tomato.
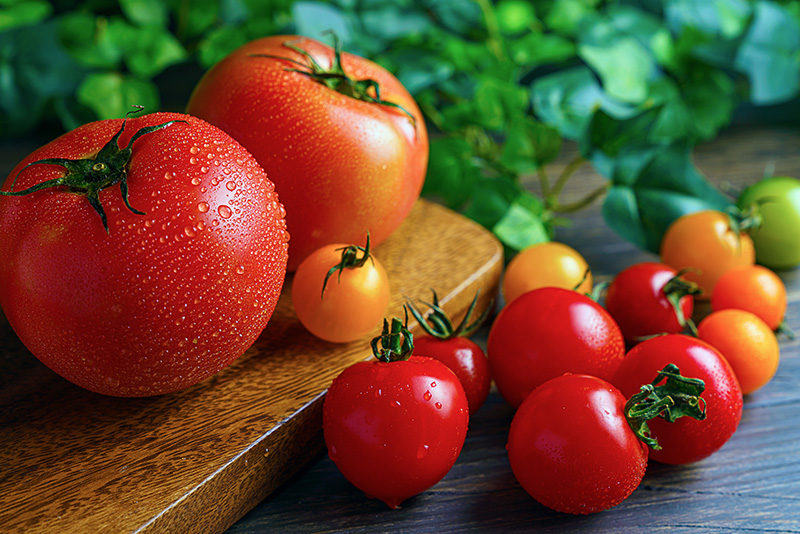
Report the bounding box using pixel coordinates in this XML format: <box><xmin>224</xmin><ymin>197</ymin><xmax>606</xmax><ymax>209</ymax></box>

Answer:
<box><xmin>659</xmin><ymin>210</ymin><xmax>755</xmax><ymax>299</ymax></box>
<box><xmin>291</xmin><ymin>234</ymin><xmax>389</xmax><ymax>343</ymax></box>
<box><xmin>407</xmin><ymin>291</ymin><xmax>492</xmax><ymax>415</ymax></box>
<box><xmin>612</xmin><ymin>334</ymin><xmax>743</xmax><ymax>464</ymax></box>
<box><xmin>508</xmin><ymin>374</ymin><xmax>647</xmax><ymax>514</ymax></box>
<box><xmin>322</xmin><ymin>318</ymin><xmax>469</xmax><ymax>509</ymax></box>
<box><xmin>186</xmin><ymin>35</ymin><xmax>429</xmax><ymax>271</ymax></box>
<box><xmin>0</xmin><ymin>112</ymin><xmax>288</xmax><ymax>397</ymax></box>
<box><xmin>487</xmin><ymin>287</ymin><xmax>625</xmax><ymax>408</ymax></box>
<box><xmin>605</xmin><ymin>262</ymin><xmax>700</xmax><ymax>345</ymax></box>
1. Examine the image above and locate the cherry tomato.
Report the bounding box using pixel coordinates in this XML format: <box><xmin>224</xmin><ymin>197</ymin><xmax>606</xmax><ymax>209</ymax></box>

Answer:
<box><xmin>292</xmin><ymin>234</ymin><xmax>389</xmax><ymax>343</ymax></box>
<box><xmin>0</xmin><ymin>112</ymin><xmax>288</xmax><ymax>397</ymax></box>
<box><xmin>508</xmin><ymin>366</ymin><xmax>706</xmax><ymax>514</ymax></box>
<box><xmin>487</xmin><ymin>287</ymin><xmax>625</xmax><ymax>408</ymax></box>
<box><xmin>659</xmin><ymin>210</ymin><xmax>755</xmax><ymax>299</ymax></box>
<box><xmin>737</xmin><ymin>176</ymin><xmax>800</xmax><ymax>269</ymax></box>
<box><xmin>407</xmin><ymin>291</ymin><xmax>492</xmax><ymax>415</ymax></box>
<box><xmin>698</xmin><ymin>309</ymin><xmax>780</xmax><ymax>395</ymax></box>
<box><xmin>187</xmin><ymin>35</ymin><xmax>428</xmax><ymax>271</ymax></box>
<box><xmin>612</xmin><ymin>334</ymin><xmax>743</xmax><ymax>464</ymax></box>
<box><xmin>323</xmin><ymin>317</ymin><xmax>469</xmax><ymax>509</ymax></box>
<box><xmin>711</xmin><ymin>264</ymin><xmax>787</xmax><ymax>331</ymax></box>
<box><xmin>502</xmin><ymin>241</ymin><xmax>592</xmax><ymax>305</ymax></box>
<box><xmin>605</xmin><ymin>262</ymin><xmax>700</xmax><ymax>345</ymax></box>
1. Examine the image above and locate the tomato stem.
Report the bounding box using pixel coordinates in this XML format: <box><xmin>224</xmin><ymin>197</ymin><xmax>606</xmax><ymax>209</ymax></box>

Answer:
<box><xmin>371</xmin><ymin>311</ymin><xmax>415</xmax><ymax>363</ymax></box>
<box><xmin>406</xmin><ymin>289</ymin><xmax>491</xmax><ymax>340</ymax></box>
<box><xmin>663</xmin><ymin>270</ymin><xmax>702</xmax><ymax>335</ymax></box>
<box><xmin>0</xmin><ymin>106</ymin><xmax>185</xmax><ymax>234</ymax></box>
<box><xmin>624</xmin><ymin>363</ymin><xmax>707</xmax><ymax>450</ymax></box>
<box><xmin>321</xmin><ymin>232</ymin><xmax>374</xmax><ymax>298</ymax></box>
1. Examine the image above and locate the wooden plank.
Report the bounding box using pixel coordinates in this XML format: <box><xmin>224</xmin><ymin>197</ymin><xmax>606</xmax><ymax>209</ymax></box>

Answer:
<box><xmin>0</xmin><ymin>199</ymin><xmax>503</xmax><ymax>534</ymax></box>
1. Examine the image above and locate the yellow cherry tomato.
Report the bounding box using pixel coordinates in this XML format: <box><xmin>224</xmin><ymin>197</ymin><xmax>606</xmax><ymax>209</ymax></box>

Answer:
<box><xmin>502</xmin><ymin>241</ymin><xmax>592</xmax><ymax>304</ymax></box>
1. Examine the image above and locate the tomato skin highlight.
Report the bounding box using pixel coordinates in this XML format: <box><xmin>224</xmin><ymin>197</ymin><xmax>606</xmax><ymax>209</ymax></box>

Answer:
<box><xmin>487</xmin><ymin>287</ymin><xmax>625</xmax><ymax>408</ymax></box>
<box><xmin>605</xmin><ymin>262</ymin><xmax>695</xmax><ymax>345</ymax></box>
<box><xmin>659</xmin><ymin>210</ymin><xmax>755</xmax><ymax>299</ymax></box>
<box><xmin>612</xmin><ymin>335</ymin><xmax>743</xmax><ymax>465</ymax></box>
<box><xmin>322</xmin><ymin>356</ymin><xmax>469</xmax><ymax>509</ymax></box>
<box><xmin>0</xmin><ymin>113</ymin><xmax>288</xmax><ymax>397</ymax></box>
<box><xmin>413</xmin><ymin>336</ymin><xmax>491</xmax><ymax>415</ymax></box>
<box><xmin>507</xmin><ymin>374</ymin><xmax>649</xmax><ymax>515</ymax></box>
<box><xmin>186</xmin><ymin>35</ymin><xmax>429</xmax><ymax>271</ymax></box>
<box><xmin>291</xmin><ymin>242</ymin><xmax>390</xmax><ymax>343</ymax></box>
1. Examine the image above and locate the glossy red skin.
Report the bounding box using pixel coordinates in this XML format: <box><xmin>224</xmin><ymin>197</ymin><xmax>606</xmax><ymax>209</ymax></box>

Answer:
<box><xmin>487</xmin><ymin>287</ymin><xmax>626</xmax><ymax>408</ymax></box>
<box><xmin>605</xmin><ymin>262</ymin><xmax>694</xmax><ymax>345</ymax></box>
<box><xmin>413</xmin><ymin>336</ymin><xmax>491</xmax><ymax>415</ymax></box>
<box><xmin>612</xmin><ymin>334</ymin><xmax>743</xmax><ymax>465</ymax></box>
<box><xmin>508</xmin><ymin>374</ymin><xmax>649</xmax><ymax>514</ymax></box>
<box><xmin>186</xmin><ymin>35</ymin><xmax>429</xmax><ymax>271</ymax></box>
<box><xmin>0</xmin><ymin>113</ymin><xmax>288</xmax><ymax>397</ymax></box>
<box><xmin>322</xmin><ymin>356</ymin><xmax>469</xmax><ymax>509</ymax></box>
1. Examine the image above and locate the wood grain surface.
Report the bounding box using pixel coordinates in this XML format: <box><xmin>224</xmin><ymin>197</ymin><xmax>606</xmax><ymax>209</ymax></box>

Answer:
<box><xmin>0</xmin><ymin>199</ymin><xmax>503</xmax><ymax>534</ymax></box>
<box><xmin>228</xmin><ymin>124</ymin><xmax>800</xmax><ymax>533</ymax></box>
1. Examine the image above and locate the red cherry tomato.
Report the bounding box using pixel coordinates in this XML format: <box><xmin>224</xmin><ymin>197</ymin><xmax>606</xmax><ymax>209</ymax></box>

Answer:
<box><xmin>612</xmin><ymin>334</ymin><xmax>743</xmax><ymax>464</ymax></box>
<box><xmin>487</xmin><ymin>287</ymin><xmax>625</xmax><ymax>408</ymax></box>
<box><xmin>322</xmin><ymin>318</ymin><xmax>469</xmax><ymax>509</ymax></box>
<box><xmin>0</xmin><ymin>112</ymin><xmax>288</xmax><ymax>397</ymax></box>
<box><xmin>187</xmin><ymin>35</ymin><xmax>428</xmax><ymax>270</ymax></box>
<box><xmin>508</xmin><ymin>374</ymin><xmax>648</xmax><ymax>514</ymax></box>
<box><xmin>408</xmin><ymin>291</ymin><xmax>492</xmax><ymax>415</ymax></box>
<box><xmin>605</xmin><ymin>262</ymin><xmax>700</xmax><ymax>345</ymax></box>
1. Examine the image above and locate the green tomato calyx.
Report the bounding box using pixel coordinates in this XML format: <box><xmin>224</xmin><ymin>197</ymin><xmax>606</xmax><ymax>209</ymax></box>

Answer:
<box><xmin>662</xmin><ymin>270</ymin><xmax>702</xmax><ymax>335</ymax></box>
<box><xmin>251</xmin><ymin>34</ymin><xmax>417</xmax><ymax>132</ymax></box>
<box><xmin>372</xmin><ymin>311</ymin><xmax>414</xmax><ymax>363</ymax></box>
<box><xmin>321</xmin><ymin>231</ymin><xmax>374</xmax><ymax>299</ymax></box>
<box><xmin>624</xmin><ymin>363</ymin><xmax>707</xmax><ymax>450</ymax></box>
<box><xmin>0</xmin><ymin>107</ymin><xmax>185</xmax><ymax>234</ymax></box>
<box><xmin>407</xmin><ymin>289</ymin><xmax>491</xmax><ymax>340</ymax></box>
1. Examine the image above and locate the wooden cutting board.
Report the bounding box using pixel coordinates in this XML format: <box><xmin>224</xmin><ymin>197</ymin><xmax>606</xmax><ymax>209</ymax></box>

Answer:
<box><xmin>0</xmin><ymin>199</ymin><xmax>503</xmax><ymax>534</ymax></box>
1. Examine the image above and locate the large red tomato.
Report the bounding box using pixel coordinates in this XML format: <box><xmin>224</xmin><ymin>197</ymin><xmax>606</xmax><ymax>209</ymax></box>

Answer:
<box><xmin>0</xmin><ymin>112</ymin><xmax>288</xmax><ymax>397</ymax></box>
<box><xmin>186</xmin><ymin>35</ymin><xmax>429</xmax><ymax>270</ymax></box>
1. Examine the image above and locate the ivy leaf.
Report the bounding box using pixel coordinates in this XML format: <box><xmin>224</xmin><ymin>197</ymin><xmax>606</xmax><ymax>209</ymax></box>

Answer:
<box><xmin>423</xmin><ymin>137</ymin><xmax>480</xmax><ymax>210</ymax></box>
<box><xmin>119</xmin><ymin>0</ymin><xmax>169</xmax><ymax>28</ymax></box>
<box><xmin>492</xmin><ymin>193</ymin><xmax>553</xmax><ymax>252</ymax></box>
<box><xmin>507</xmin><ymin>31</ymin><xmax>576</xmax><ymax>69</ymax></box>
<box><xmin>735</xmin><ymin>0</ymin><xmax>800</xmax><ymax>105</ymax></box>
<box><xmin>578</xmin><ymin>34</ymin><xmax>655</xmax><ymax>105</ymax></box>
<box><xmin>106</xmin><ymin>18</ymin><xmax>188</xmax><ymax>79</ymax></box>
<box><xmin>76</xmin><ymin>72</ymin><xmax>159</xmax><ymax>120</ymax></box>
<box><xmin>500</xmin><ymin>116</ymin><xmax>562</xmax><ymax>174</ymax></box>
<box><xmin>58</xmin><ymin>12</ymin><xmax>124</xmax><ymax>70</ymax></box>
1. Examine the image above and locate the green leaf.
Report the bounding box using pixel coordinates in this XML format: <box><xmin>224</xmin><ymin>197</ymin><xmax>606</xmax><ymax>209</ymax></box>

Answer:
<box><xmin>76</xmin><ymin>72</ymin><xmax>159</xmax><ymax>120</ymax></box>
<box><xmin>499</xmin><ymin>116</ymin><xmax>562</xmax><ymax>174</ymax></box>
<box><xmin>196</xmin><ymin>25</ymin><xmax>248</xmax><ymax>68</ymax></box>
<box><xmin>579</xmin><ymin>35</ymin><xmax>654</xmax><ymax>104</ymax></box>
<box><xmin>734</xmin><ymin>0</ymin><xmax>800</xmax><ymax>104</ymax></box>
<box><xmin>492</xmin><ymin>194</ymin><xmax>552</xmax><ymax>252</ymax></box>
<box><xmin>462</xmin><ymin>174</ymin><xmax>523</xmax><ymax>230</ymax></box>
<box><xmin>58</xmin><ymin>12</ymin><xmax>124</xmax><ymax>69</ymax></box>
<box><xmin>120</xmin><ymin>0</ymin><xmax>168</xmax><ymax>27</ymax></box>
<box><xmin>291</xmin><ymin>1</ymin><xmax>352</xmax><ymax>43</ymax></box>
<box><xmin>473</xmin><ymin>76</ymin><xmax>529</xmax><ymax>131</ymax></box>
<box><xmin>0</xmin><ymin>0</ymin><xmax>51</xmax><ymax>31</ymax></box>
<box><xmin>423</xmin><ymin>137</ymin><xmax>480</xmax><ymax>209</ymax></box>
<box><xmin>545</xmin><ymin>0</ymin><xmax>601</xmax><ymax>36</ymax></box>
<box><xmin>508</xmin><ymin>31</ymin><xmax>576</xmax><ymax>69</ymax></box>
<box><xmin>665</xmin><ymin>0</ymin><xmax>752</xmax><ymax>39</ymax></box>
<box><xmin>107</xmin><ymin>19</ymin><xmax>188</xmax><ymax>79</ymax></box>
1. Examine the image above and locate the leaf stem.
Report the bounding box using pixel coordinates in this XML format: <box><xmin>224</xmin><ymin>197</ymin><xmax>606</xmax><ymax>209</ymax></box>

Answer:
<box><xmin>552</xmin><ymin>182</ymin><xmax>610</xmax><ymax>214</ymax></box>
<box><xmin>550</xmin><ymin>155</ymin><xmax>586</xmax><ymax>197</ymax></box>
<box><xmin>475</xmin><ymin>0</ymin><xmax>507</xmax><ymax>62</ymax></box>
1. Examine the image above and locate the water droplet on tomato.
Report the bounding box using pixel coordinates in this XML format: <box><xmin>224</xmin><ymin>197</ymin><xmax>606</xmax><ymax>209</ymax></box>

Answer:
<box><xmin>191</xmin><ymin>177</ymin><xmax>201</xmax><ymax>186</ymax></box>
<box><xmin>416</xmin><ymin>444</ymin><xmax>429</xmax><ymax>459</ymax></box>
<box><xmin>218</xmin><ymin>205</ymin><xmax>232</xmax><ymax>219</ymax></box>
<box><xmin>435</xmin><ymin>402</ymin><xmax>443</xmax><ymax>410</ymax></box>
<box><xmin>190</xmin><ymin>146</ymin><xmax>199</xmax><ymax>154</ymax></box>
<box><xmin>226</xmin><ymin>181</ymin><xmax>236</xmax><ymax>191</ymax></box>
<box><xmin>184</xmin><ymin>226</ymin><xmax>196</xmax><ymax>238</ymax></box>
<box><xmin>197</xmin><ymin>202</ymin><xmax>209</xmax><ymax>213</ymax></box>
<box><xmin>190</xmin><ymin>157</ymin><xmax>198</xmax><ymax>164</ymax></box>
<box><xmin>236</xmin><ymin>265</ymin><xmax>245</xmax><ymax>275</ymax></box>
<box><xmin>200</xmin><ymin>166</ymin><xmax>209</xmax><ymax>173</ymax></box>
<box><xmin>164</xmin><ymin>171</ymin><xmax>175</xmax><ymax>180</ymax></box>
<box><xmin>423</xmin><ymin>390</ymin><xmax>432</xmax><ymax>401</ymax></box>
<box><xmin>430</xmin><ymin>381</ymin><xmax>437</xmax><ymax>388</ymax></box>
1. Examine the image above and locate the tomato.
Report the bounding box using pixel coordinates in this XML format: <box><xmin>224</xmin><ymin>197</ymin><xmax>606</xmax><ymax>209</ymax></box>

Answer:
<box><xmin>291</xmin><ymin>234</ymin><xmax>389</xmax><ymax>343</ymax></box>
<box><xmin>660</xmin><ymin>210</ymin><xmax>755</xmax><ymax>299</ymax></box>
<box><xmin>605</xmin><ymin>262</ymin><xmax>700</xmax><ymax>345</ymax></box>
<box><xmin>737</xmin><ymin>176</ymin><xmax>800</xmax><ymax>269</ymax></box>
<box><xmin>322</xmin><ymin>317</ymin><xmax>469</xmax><ymax>509</ymax></box>
<box><xmin>186</xmin><ymin>35</ymin><xmax>428</xmax><ymax>271</ymax></box>
<box><xmin>711</xmin><ymin>264</ymin><xmax>788</xmax><ymax>331</ymax></box>
<box><xmin>612</xmin><ymin>334</ymin><xmax>743</xmax><ymax>464</ymax></box>
<box><xmin>407</xmin><ymin>291</ymin><xmax>492</xmax><ymax>415</ymax></box>
<box><xmin>698</xmin><ymin>309</ymin><xmax>780</xmax><ymax>395</ymax></box>
<box><xmin>502</xmin><ymin>241</ymin><xmax>592</xmax><ymax>304</ymax></box>
<box><xmin>487</xmin><ymin>287</ymin><xmax>625</xmax><ymax>408</ymax></box>
<box><xmin>507</xmin><ymin>367</ymin><xmax>706</xmax><ymax>514</ymax></box>
<box><xmin>0</xmin><ymin>112</ymin><xmax>288</xmax><ymax>397</ymax></box>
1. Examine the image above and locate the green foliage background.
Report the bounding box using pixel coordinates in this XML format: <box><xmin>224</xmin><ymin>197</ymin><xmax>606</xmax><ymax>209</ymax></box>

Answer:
<box><xmin>2</xmin><ymin>0</ymin><xmax>799</xmax><ymax>254</ymax></box>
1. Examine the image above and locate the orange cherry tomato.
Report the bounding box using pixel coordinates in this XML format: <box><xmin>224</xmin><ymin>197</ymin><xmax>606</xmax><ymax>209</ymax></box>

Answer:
<box><xmin>502</xmin><ymin>241</ymin><xmax>592</xmax><ymax>304</ymax></box>
<box><xmin>659</xmin><ymin>210</ymin><xmax>755</xmax><ymax>299</ymax></box>
<box><xmin>292</xmin><ymin>236</ymin><xmax>390</xmax><ymax>343</ymax></box>
<box><xmin>711</xmin><ymin>265</ymin><xmax>787</xmax><ymax>331</ymax></box>
<box><xmin>697</xmin><ymin>309</ymin><xmax>780</xmax><ymax>395</ymax></box>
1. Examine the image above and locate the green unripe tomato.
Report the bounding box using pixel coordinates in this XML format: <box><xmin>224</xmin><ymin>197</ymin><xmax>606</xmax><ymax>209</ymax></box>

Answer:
<box><xmin>738</xmin><ymin>176</ymin><xmax>800</xmax><ymax>270</ymax></box>
<box><xmin>495</xmin><ymin>0</ymin><xmax>536</xmax><ymax>35</ymax></box>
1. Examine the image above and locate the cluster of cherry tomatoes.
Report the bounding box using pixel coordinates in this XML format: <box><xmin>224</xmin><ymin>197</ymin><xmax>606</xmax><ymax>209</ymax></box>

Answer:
<box><xmin>313</xmin><ymin>204</ymin><xmax>791</xmax><ymax>514</ymax></box>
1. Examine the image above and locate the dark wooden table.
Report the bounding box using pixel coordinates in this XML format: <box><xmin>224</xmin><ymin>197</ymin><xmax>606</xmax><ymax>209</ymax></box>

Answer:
<box><xmin>227</xmin><ymin>124</ymin><xmax>800</xmax><ymax>533</ymax></box>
